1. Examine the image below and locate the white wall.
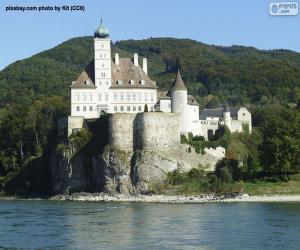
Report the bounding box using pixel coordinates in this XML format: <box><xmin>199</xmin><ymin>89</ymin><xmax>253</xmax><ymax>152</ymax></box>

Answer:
<box><xmin>237</xmin><ymin>107</ymin><xmax>252</xmax><ymax>133</ymax></box>
<box><xmin>71</xmin><ymin>89</ymin><xmax>97</xmax><ymax>118</ymax></box>
<box><xmin>159</xmin><ymin>99</ymin><xmax>171</xmax><ymax>112</ymax></box>
<box><xmin>110</xmin><ymin>88</ymin><xmax>157</xmax><ymax>113</ymax></box>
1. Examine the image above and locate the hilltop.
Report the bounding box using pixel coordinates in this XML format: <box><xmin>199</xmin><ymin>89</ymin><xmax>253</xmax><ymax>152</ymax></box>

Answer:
<box><xmin>1</xmin><ymin>37</ymin><xmax>300</xmax><ymax>108</ymax></box>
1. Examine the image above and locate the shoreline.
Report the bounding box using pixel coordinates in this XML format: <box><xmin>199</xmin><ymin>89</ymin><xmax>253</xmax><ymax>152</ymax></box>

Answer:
<box><xmin>2</xmin><ymin>193</ymin><xmax>300</xmax><ymax>203</ymax></box>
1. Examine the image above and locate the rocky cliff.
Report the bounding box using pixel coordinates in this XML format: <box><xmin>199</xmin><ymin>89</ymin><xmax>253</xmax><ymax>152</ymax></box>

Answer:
<box><xmin>50</xmin><ymin>142</ymin><xmax>224</xmax><ymax>194</ymax></box>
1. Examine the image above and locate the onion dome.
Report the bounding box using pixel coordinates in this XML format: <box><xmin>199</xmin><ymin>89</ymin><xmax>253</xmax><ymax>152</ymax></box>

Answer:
<box><xmin>94</xmin><ymin>18</ymin><xmax>109</xmax><ymax>38</ymax></box>
<box><xmin>171</xmin><ymin>69</ymin><xmax>187</xmax><ymax>91</ymax></box>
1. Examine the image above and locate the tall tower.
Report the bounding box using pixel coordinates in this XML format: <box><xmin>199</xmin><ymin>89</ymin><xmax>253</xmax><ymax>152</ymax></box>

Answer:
<box><xmin>94</xmin><ymin>18</ymin><xmax>111</xmax><ymax>113</ymax></box>
<box><xmin>224</xmin><ymin>102</ymin><xmax>232</xmax><ymax>131</ymax></box>
<box><xmin>171</xmin><ymin>70</ymin><xmax>189</xmax><ymax>133</ymax></box>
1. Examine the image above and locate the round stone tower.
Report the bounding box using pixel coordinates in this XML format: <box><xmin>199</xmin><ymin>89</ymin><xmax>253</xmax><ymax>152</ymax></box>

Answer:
<box><xmin>223</xmin><ymin>103</ymin><xmax>232</xmax><ymax>131</ymax></box>
<box><xmin>171</xmin><ymin>70</ymin><xmax>189</xmax><ymax>133</ymax></box>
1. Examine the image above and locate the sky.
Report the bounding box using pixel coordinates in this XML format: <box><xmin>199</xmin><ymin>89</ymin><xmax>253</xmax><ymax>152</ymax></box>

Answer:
<box><xmin>0</xmin><ymin>0</ymin><xmax>299</xmax><ymax>70</ymax></box>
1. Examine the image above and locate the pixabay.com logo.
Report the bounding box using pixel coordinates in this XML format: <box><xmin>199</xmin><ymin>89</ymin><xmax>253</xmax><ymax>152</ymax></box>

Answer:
<box><xmin>269</xmin><ymin>1</ymin><xmax>298</xmax><ymax>15</ymax></box>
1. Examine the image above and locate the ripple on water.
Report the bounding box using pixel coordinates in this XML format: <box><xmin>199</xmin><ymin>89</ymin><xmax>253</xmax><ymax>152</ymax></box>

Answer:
<box><xmin>0</xmin><ymin>201</ymin><xmax>300</xmax><ymax>249</ymax></box>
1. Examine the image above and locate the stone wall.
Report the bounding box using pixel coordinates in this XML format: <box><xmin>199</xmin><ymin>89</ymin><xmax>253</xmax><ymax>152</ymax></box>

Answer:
<box><xmin>136</xmin><ymin>112</ymin><xmax>180</xmax><ymax>151</ymax></box>
<box><xmin>108</xmin><ymin>112</ymin><xmax>181</xmax><ymax>152</ymax></box>
<box><xmin>57</xmin><ymin>116</ymin><xmax>85</xmax><ymax>138</ymax></box>
<box><xmin>108</xmin><ymin>113</ymin><xmax>136</xmax><ymax>151</ymax></box>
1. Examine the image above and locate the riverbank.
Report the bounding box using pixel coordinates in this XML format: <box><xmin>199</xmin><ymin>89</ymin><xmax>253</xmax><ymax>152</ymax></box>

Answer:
<box><xmin>2</xmin><ymin>192</ymin><xmax>300</xmax><ymax>203</ymax></box>
<box><xmin>48</xmin><ymin>193</ymin><xmax>300</xmax><ymax>203</ymax></box>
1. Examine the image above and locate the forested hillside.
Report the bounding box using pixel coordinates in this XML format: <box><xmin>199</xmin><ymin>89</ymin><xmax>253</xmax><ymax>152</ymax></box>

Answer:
<box><xmin>1</xmin><ymin>37</ymin><xmax>300</xmax><ymax>108</ymax></box>
<box><xmin>1</xmin><ymin>36</ymin><xmax>300</xmax><ymax>196</ymax></box>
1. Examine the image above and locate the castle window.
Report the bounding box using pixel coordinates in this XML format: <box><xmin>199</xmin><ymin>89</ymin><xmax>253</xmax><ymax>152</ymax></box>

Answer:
<box><xmin>127</xmin><ymin>106</ymin><xmax>130</xmax><ymax>112</ymax></box>
<box><xmin>138</xmin><ymin>106</ymin><xmax>142</xmax><ymax>111</ymax></box>
<box><xmin>90</xmin><ymin>94</ymin><xmax>93</xmax><ymax>101</ymax></box>
<box><xmin>101</xmin><ymin>72</ymin><xmax>105</xmax><ymax>77</ymax></box>
<box><xmin>127</xmin><ymin>94</ymin><xmax>130</xmax><ymax>101</ymax></box>
<box><xmin>89</xmin><ymin>106</ymin><xmax>93</xmax><ymax>111</ymax></box>
<box><xmin>114</xmin><ymin>106</ymin><xmax>117</xmax><ymax>112</ymax></box>
<box><xmin>76</xmin><ymin>106</ymin><xmax>80</xmax><ymax>111</ymax></box>
<box><xmin>98</xmin><ymin>94</ymin><xmax>102</xmax><ymax>101</ymax></box>
<box><xmin>104</xmin><ymin>54</ymin><xmax>106</xmax><ymax>58</ymax></box>
<box><xmin>114</xmin><ymin>94</ymin><xmax>117</xmax><ymax>101</ymax></box>
<box><xmin>120</xmin><ymin>106</ymin><xmax>124</xmax><ymax>111</ymax></box>
<box><xmin>102</xmin><ymin>64</ymin><xmax>105</xmax><ymax>68</ymax></box>
<box><xmin>101</xmin><ymin>43</ymin><xmax>104</xmax><ymax>48</ymax></box>
<box><xmin>100</xmin><ymin>54</ymin><xmax>102</xmax><ymax>58</ymax></box>
<box><xmin>133</xmin><ymin>106</ymin><xmax>136</xmax><ymax>111</ymax></box>
<box><xmin>105</xmin><ymin>94</ymin><xmax>108</xmax><ymax>101</ymax></box>
<box><xmin>76</xmin><ymin>94</ymin><xmax>80</xmax><ymax>101</ymax></box>
<box><xmin>138</xmin><ymin>94</ymin><xmax>142</xmax><ymax>101</ymax></box>
<box><xmin>83</xmin><ymin>106</ymin><xmax>86</xmax><ymax>112</ymax></box>
<box><xmin>83</xmin><ymin>94</ymin><xmax>86</xmax><ymax>101</ymax></box>
<box><xmin>121</xmin><ymin>94</ymin><xmax>124</xmax><ymax>101</ymax></box>
<box><xmin>133</xmin><ymin>94</ymin><xmax>136</xmax><ymax>101</ymax></box>
<box><xmin>106</xmin><ymin>81</ymin><xmax>109</xmax><ymax>86</ymax></box>
<box><xmin>145</xmin><ymin>94</ymin><xmax>148</xmax><ymax>101</ymax></box>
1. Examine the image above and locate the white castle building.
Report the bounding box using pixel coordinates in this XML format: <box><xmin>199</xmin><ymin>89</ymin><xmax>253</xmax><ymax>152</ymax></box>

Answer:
<box><xmin>70</xmin><ymin>20</ymin><xmax>252</xmax><ymax>139</ymax></box>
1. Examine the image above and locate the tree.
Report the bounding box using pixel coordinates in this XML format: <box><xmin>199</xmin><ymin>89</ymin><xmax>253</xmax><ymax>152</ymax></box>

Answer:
<box><xmin>215</xmin><ymin>158</ymin><xmax>240</xmax><ymax>182</ymax></box>
<box><xmin>259</xmin><ymin>109</ymin><xmax>300</xmax><ymax>177</ymax></box>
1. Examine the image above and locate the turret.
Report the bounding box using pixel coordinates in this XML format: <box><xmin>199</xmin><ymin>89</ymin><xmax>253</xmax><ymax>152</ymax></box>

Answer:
<box><xmin>224</xmin><ymin>102</ymin><xmax>232</xmax><ymax>131</ymax></box>
<box><xmin>171</xmin><ymin>70</ymin><xmax>189</xmax><ymax>133</ymax></box>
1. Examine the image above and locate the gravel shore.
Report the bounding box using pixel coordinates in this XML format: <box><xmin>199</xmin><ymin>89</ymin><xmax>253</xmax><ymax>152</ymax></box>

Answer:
<box><xmin>48</xmin><ymin>192</ymin><xmax>300</xmax><ymax>203</ymax></box>
<box><xmin>2</xmin><ymin>193</ymin><xmax>300</xmax><ymax>203</ymax></box>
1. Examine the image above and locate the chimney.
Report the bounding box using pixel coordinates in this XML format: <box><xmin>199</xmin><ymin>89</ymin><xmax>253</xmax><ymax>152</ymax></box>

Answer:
<box><xmin>142</xmin><ymin>58</ymin><xmax>148</xmax><ymax>75</ymax></box>
<box><xmin>115</xmin><ymin>53</ymin><xmax>119</xmax><ymax>65</ymax></box>
<box><xmin>134</xmin><ymin>53</ymin><xmax>138</xmax><ymax>66</ymax></box>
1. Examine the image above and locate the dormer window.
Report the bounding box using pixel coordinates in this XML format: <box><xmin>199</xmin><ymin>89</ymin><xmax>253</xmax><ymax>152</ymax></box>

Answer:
<box><xmin>85</xmin><ymin>80</ymin><xmax>91</xmax><ymax>85</ymax></box>
<box><xmin>140</xmin><ymin>80</ymin><xmax>145</xmax><ymax>85</ymax></box>
<box><xmin>130</xmin><ymin>80</ymin><xmax>135</xmax><ymax>85</ymax></box>
<box><xmin>117</xmin><ymin>80</ymin><xmax>123</xmax><ymax>85</ymax></box>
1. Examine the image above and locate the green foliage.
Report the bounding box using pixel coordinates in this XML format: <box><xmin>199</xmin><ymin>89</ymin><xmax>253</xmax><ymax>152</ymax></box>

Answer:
<box><xmin>166</xmin><ymin>168</ymin><xmax>245</xmax><ymax>194</ymax></box>
<box><xmin>69</xmin><ymin>128</ymin><xmax>93</xmax><ymax>152</ymax></box>
<box><xmin>215</xmin><ymin>158</ymin><xmax>241</xmax><ymax>182</ymax></box>
<box><xmin>259</xmin><ymin>109</ymin><xmax>300</xmax><ymax>177</ymax></box>
<box><xmin>0</xmin><ymin>95</ymin><xmax>68</xmax><ymax>195</ymax></box>
<box><xmin>183</xmin><ymin>126</ymin><xmax>230</xmax><ymax>154</ymax></box>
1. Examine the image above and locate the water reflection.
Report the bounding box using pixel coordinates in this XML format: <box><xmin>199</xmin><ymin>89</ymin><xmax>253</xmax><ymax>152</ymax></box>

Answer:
<box><xmin>0</xmin><ymin>201</ymin><xmax>300</xmax><ymax>249</ymax></box>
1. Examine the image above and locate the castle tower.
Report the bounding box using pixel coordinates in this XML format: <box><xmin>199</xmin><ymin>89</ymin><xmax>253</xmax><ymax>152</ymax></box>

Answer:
<box><xmin>94</xmin><ymin>18</ymin><xmax>111</xmax><ymax>113</ymax></box>
<box><xmin>171</xmin><ymin>70</ymin><xmax>189</xmax><ymax>133</ymax></box>
<box><xmin>224</xmin><ymin>102</ymin><xmax>232</xmax><ymax>131</ymax></box>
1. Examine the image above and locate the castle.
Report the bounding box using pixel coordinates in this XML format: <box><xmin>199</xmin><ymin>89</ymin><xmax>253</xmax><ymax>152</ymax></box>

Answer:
<box><xmin>68</xmin><ymin>20</ymin><xmax>252</xmax><ymax>140</ymax></box>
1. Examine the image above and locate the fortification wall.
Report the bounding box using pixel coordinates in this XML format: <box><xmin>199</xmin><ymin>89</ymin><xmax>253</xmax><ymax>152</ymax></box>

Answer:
<box><xmin>108</xmin><ymin>112</ymin><xmax>180</xmax><ymax>152</ymax></box>
<box><xmin>108</xmin><ymin>113</ymin><xmax>136</xmax><ymax>151</ymax></box>
<box><xmin>136</xmin><ymin>112</ymin><xmax>180</xmax><ymax>151</ymax></box>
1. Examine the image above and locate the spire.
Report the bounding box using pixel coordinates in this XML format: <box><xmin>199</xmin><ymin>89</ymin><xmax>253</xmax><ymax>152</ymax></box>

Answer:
<box><xmin>225</xmin><ymin>100</ymin><xmax>230</xmax><ymax>112</ymax></box>
<box><xmin>94</xmin><ymin>18</ymin><xmax>109</xmax><ymax>38</ymax></box>
<box><xmin>171</xmin><ymin>69</ymin><xmax>187</xmax><ymax>91</ymax></box>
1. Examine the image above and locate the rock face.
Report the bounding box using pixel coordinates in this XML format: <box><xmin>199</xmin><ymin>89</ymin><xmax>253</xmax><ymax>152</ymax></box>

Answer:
<box><xmin>50</xmin><ymin>143</ymin><xmax>223</xmax><ymax>194</ymax></box>
<box><xmin>51</xmin><ymin>113</ymin><xmax>225</xmax><ymax>194</ymax></box>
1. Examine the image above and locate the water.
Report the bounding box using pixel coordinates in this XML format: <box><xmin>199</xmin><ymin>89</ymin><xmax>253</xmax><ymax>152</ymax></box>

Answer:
<box><xmin>0</xmin><ymin>201</ymin><xmax>300</xmax><ymax>249</ymax></box>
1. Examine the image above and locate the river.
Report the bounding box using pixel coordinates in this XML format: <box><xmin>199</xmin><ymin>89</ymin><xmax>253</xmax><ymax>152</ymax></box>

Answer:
<box><xmin>0</xmin><ymin>200</ymin><xmax>299</xmax><ymax>249</ymax></box>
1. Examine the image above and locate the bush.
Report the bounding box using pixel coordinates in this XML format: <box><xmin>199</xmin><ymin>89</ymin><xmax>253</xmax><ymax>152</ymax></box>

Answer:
<box><xmin>215</xmin><ymin>158</ymin><xmax>241</xmax><ymax>182</ymax></box>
